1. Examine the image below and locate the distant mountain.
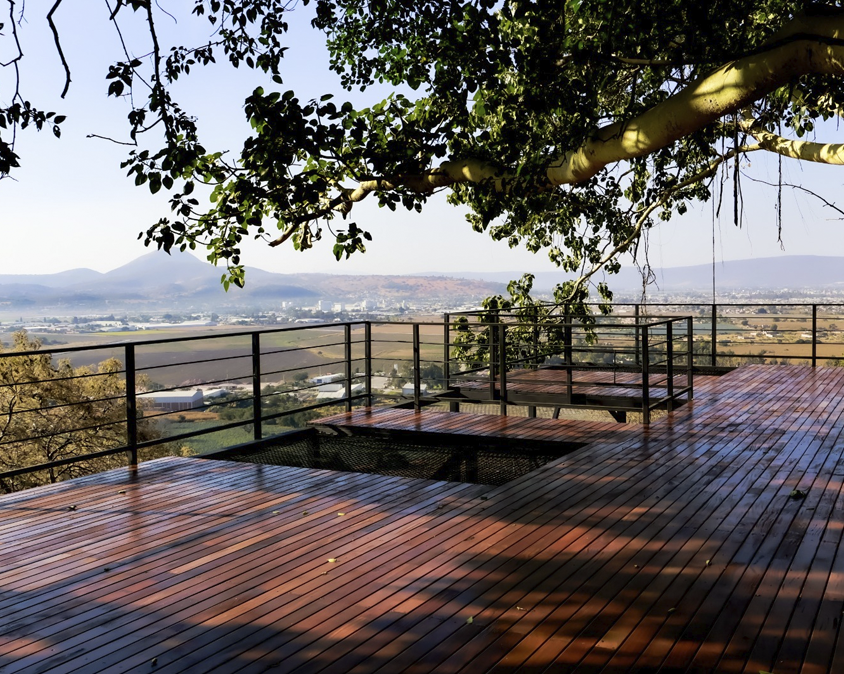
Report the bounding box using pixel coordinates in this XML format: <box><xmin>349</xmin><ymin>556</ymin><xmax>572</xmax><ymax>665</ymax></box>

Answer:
<box><xmin>0</xmin><ymin>252</ymin><xmax>505</xmax><ymax>309</ymax></box>
<box><xmin>417</xmin><ymin>255</ymin><xmax>844</xmax><ymax>291</ymax></box>
<box><xmin>0</xmin><ymin>268</ymin><xmax>102</xmax><ymax>288</ymax></box>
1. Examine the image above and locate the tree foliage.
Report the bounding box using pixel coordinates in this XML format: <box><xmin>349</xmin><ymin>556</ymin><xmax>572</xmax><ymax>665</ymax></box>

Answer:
<box><xmin>5</xmin><ymin>0</ymin><xmax>844</xmax><ymax>303</ymax></box>
<box><xmin>0</xmin><ymin>332</ymin><xmax>161</xmax><ymax>493</ymax></box>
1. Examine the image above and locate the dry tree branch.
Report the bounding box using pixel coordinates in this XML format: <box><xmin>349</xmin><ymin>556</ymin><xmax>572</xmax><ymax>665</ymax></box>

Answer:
<box><xmin>46</xmin><ymin>0</ymin><xmax>71</xmax><ymax>98</ymax></box>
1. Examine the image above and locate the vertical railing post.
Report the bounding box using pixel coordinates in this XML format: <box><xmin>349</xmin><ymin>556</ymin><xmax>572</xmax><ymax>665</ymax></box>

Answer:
<box><xmin>812</xmin><ymin>304</ymin><xmax>818</xmax><ymax>367</ymax></box>
<box><xmin>529</xmin><ymin>306</ymin><xmax>538</xmax><ymax>418</ymax></box>
<box><xmin>666</xmin><ymin>320</ymin><xmax>674</xmax><ymax>411</ymax></box>
<box><xmin>412</xmin><ymin>323</ymin><xmax>421</xmax><ymax>412</ymax></box>
<box><xmin>251</xmin><ymin>333</ymin><xmax>262</xmax><ymax>440</ymax></box>
<box><xmin>344</xmin><ymin>324</ymin><xmax>353</xmax><ymax>413</ymax></box>
<box><xmin>364</xmin><ymin>321</ymin><xmax>372</xmax><ymax>407</ymax></box>
<box><xmin>711</xmin><ymin>303</ymin><xmax>717</xmax><ymax>367</ymax></box>
<box><xmin>641</xmin><ymin>324</ymin><xmax>651</xmax><ymax>425</ymax></box>
<box><xmin>443</xmin><ymin>313</ymin><xmax>450</xmax><ymax>391</ymax></box>
<box><xmin>687</xmin><ymin>316</ymin><xmax>694</xmax><ymax>401</ymax></box>
<box><xmin>499</xmin><ymin>323</ymin><xmax>507</xmax><ymax>416</ymax></box>
<box><xmin>488</xmin><ymin>322</ymin><xmax>497</xmax><ymax>402</ymax></box>
<box><xmin>634</xmin><ymin>304</ymin><xmax>641</xmax><ymax>366</ymax></box>
<box><xmin>125</xmin><ymin>344</ymin><xmax>138</xmax><ymax>467</ymax></box>
<box><xmin>445</xmin><ymin>314</ymin><xmax>459</xmax><ymax>412</ymax></box>
<box><xmin>564</xmin><ymin>306</ymin><xmax>573</xmax><ymax>402</ymax></box>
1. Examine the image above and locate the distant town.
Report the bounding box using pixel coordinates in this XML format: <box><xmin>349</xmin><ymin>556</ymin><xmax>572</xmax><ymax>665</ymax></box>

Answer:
<box><xmin>6</xmin><ymin>285</ymin><xmax>844</xmax><ymax>339</ymax></box>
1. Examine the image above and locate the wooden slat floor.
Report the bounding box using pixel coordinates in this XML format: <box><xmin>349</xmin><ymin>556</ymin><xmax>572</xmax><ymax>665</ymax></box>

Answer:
<box><xmin>312</xmin><ymin>407</ymin><xmax>635</xmax><ymax>446</ymax></box>
<box><xmin>452</xmin><ymin>367</ymin><xmax>693</xmax><ymax>400</ymax></box>
<box><xmin>2</xmin><ymin>364</ymin><xmax>844</xmax><ymax>673</ymax></box>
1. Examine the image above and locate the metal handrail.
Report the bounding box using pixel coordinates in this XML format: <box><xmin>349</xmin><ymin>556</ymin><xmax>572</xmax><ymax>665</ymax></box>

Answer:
<box><xmin>4</xmin><ymin>300</ymin><xmax>839</xmax><ymax>487</ymax></box>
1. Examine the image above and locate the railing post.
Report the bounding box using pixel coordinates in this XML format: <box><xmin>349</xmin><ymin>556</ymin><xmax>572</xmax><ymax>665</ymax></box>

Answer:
<box><xmin>412</xmin><ymin>323</ymin><xmax>421</xmax><ymax>412</ymax></box>
<box><xmin>443</xmin><ymin>313</ymin><xmax>450</xmax><ymax>391</ymax></box>
<box><xmin>344</xmin><ymin>324</ymin><xmax>353</xmax><ymax>413</ymax></box>
<box><xmin>634</xmin><ymin>304</ymin><xmax>641</xmax><ymax>366</ymax></box>
<box><xmin>125</xmin><ymin>344</ymin><xmax>138</xmax><ymax>467</ymax></box>
<box><xmin>251</xmin><ymin>333</ymin><xmax>262</xmax><ymax>440</ymax></box>
<box><xmin>529</xmin><ymin>306</ymin><xmax>538</xmax><ymax>418</ymax></box>
<box><xmin>687</xmin><ymin>316</ymin><xmax>694</xmax><ymax>401</ymax></box>
<box><xmin>564</xmin><ymin>306</ymin><xmax>573</xmax><ymax>402</ymax></box>
<box><xmin>711</xmin><ymin>303</ymin><xmax>717</xmax><ymax>367</ymax></box>
<box><xmin>641</xmin><ymin>325</ymin><xmax>650</xmax><ymax>425</ymax></box>
<box><xmin>812</xmin><ymin>304</ymin><xmax>818</xmax><ymax>367</ymax></box>
<box><xmin>364</xmin><ymin>321</ymin><xmax>372</xmax><ymax>407</ymax></box>
<box><xmin>499</xmin><ymin>323</ymin><xmax>507</xmax><ymax>416</ymax></box>
<box><xmin>666</xmin><ymin>320</ymin><xmax>674</xmax><ymax>411</ymax></box>
<box><xmin>489</xmin><ymin>322</ymin><xmax>497</xmax><ymax>402</ymax></box>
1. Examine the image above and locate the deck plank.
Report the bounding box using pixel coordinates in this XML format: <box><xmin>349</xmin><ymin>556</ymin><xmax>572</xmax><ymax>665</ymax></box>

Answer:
<box><xmin>1</xmin><ymin>365</ymin><xmax>844</xmax><ymax>672</ymax></box>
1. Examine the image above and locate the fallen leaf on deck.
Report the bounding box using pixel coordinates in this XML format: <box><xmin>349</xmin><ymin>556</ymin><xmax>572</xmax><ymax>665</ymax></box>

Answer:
<box><xmin>67</xmin><ymin>505</ymin><xmax>77</xmax><ymax>511</ymax></box>
<box><xmin>118</xmin><ymin>490</ymin><xmax>126</xmax><ymax>494</ymax></box>
<box><xmin>328</xmin><ymin>558</ymin><xmax>336</xmax><ymax>563</ymax></box>
<box><xmin>338</xmin><ymin>512</ymin><xmax>345</xmax><ymax>516</ymax></box>
<box><xmin>466</xmin><ymin>617</ymin><xmax>473</xmax><ymax>624</ymax></box>
<box><xmin>789</xmin><ymin>489</ymin><xmax>807</xmax><ymax>500</ymax></box>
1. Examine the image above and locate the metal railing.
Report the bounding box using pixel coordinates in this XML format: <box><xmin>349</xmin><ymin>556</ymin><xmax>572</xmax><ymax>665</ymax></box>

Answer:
<box><xmin>442</xmin><ymin>316</ymin><xmax>693</xmax><ymax>424</ymax></box>
<box><xmin>450</xmin><ymin>302</ymin><xmax>844</xmax><ymax>370</ymax></box>
<box><xmin>5</xmin><ymin>300</ymin><xmax>844</xmax><ymax>490</ymax></box>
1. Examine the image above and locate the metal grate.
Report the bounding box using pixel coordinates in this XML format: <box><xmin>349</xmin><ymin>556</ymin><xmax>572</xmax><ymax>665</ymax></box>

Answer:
<box><xmin>220</xmin><ymin>432</ymin><xmax>582</xmax><ymax>486</ymax></box>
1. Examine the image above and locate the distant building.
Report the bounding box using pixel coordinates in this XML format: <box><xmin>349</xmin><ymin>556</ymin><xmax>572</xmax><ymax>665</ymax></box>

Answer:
<box><xmin>333</xmin><ymin>302</ymin><xmax>346</xmax><ymax>312</ymax></box>
<box><xmin>317</xmin><ymin>300</ymin><xmax>333</xmax><ymax>312</ymax></box>
<box><xmin>138</xmin><ymin>389</ymin><xmax>205</xmax><ymax>411</ymax></box>
<box><xmin>316</xmin><ymin>383</ymin><xmax>365</xmax><ymax>400</ymax></box>
<box><xmin>361</xmin><ymin>299</ymin><xmax>377</xmax><ymax>311</ymax></box>
<box><xmin>402</xmin><ymin>383</ymin><xmax>429</xmax><ymax>397</ymax></box>
<box><xmin>201</xmin><ymin>388</ymin><xmax>229</xmax><ymax>400</ymax></box>
<box><xmin>310</xmin><ymin>373</ymin><xmax>344</xmax><ymax>385</ymax></box>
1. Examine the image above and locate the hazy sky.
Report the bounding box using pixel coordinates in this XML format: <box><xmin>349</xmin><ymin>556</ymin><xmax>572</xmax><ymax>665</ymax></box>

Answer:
<box><xmin>3</xmin><ymin>3</ymin><xmax>844</xmax><ymax>282</ymax></box>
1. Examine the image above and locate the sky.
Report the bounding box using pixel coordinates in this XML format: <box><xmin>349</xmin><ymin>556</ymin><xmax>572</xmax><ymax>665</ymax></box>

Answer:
<box><xmin>2</xmin><ymin>3</ymin><xmax>844</xmax><ymax>283</ymax></box>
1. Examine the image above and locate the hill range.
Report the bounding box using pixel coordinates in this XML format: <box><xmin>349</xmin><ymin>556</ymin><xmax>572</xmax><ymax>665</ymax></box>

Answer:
<box><xmin>2</xmin><ymin>253</ymin><xmax>844</xmax><ymax>311</ymax></box>
<box><xmin>0</xmin><ymin>252</ymin><xmax>507</xmax><ymax>309</ymax></box>
<box><xmin>419</xmin><ymin>255</ymin><xmax>844</xmax><ymax>292</ymax></box>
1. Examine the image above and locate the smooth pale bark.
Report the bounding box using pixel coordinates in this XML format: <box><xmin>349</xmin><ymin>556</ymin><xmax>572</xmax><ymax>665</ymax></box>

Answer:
<box><xmin>344</xmin><ymin>10</ymin><xmax>844</xmax><ymax>201</ymax></box>
<box><xmin>741</xmin><ymin>118</ymin><xmax>844</xmax><ymax>164</ymax></box>
<box><xmin>550</xmin><ymin>13</ymin><xmax>844</xmax><ymax>184</ymax></box>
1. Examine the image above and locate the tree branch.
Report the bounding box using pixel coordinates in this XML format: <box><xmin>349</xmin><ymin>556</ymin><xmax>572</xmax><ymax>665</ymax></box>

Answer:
<box><xmin>739</xmin><ymin>113</ymin><xmax>844</xmax><ymax>164</ymax></box>
<box><xmin>46</xmin><ymin>0</ymin><xmax>71</xmax><ymax>98</ymax></box>
<box><xmin>559</xmin><ymin>143</ymin><xmax>763</xmax><ymax>302</ymax></box>
<box><xmin>306</xmin><ymin>10</ymin><xmax>844</xmax><ymax>223</ymax></box>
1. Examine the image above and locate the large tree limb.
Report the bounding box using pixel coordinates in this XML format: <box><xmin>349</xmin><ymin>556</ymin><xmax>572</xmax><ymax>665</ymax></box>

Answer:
<box><xmin>739</xmin><ymin>114</ymin><xmax>844</xmax><ymax>164</ymax></box>
<box><xmin>321</xmin><ymin>10</ymin><xmax>844</xmax><ymax>212</ymax></box>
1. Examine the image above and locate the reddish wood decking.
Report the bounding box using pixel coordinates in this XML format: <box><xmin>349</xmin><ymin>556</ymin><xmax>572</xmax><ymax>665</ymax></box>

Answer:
<box><xmin>2</xmin><ymin>364</ymin><xmax>844</xmax><ymax>672</ymax></box>
<box><xmin>313</xmin><ymin>406</ymin><xmax>636</xmax><ymax>445</ymax></box>
<box><xmin>452</xmin><ymin>367</ymin><xmax>693</xmax><ymax>400</ymax></box>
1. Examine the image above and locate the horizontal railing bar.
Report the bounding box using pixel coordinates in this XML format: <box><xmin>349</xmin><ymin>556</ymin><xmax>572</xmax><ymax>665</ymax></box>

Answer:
<box><xmin>0</xmin><ymin>444</ymin><xmax>132</xmax><ymax>480</ymax></box>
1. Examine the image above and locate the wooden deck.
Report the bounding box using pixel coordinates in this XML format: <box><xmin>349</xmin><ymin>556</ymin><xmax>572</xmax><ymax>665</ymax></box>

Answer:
<box><xmin>2</xmin><ymin>364</ymin><xmax>844</xmax><ymax>672</ymax></box>
<box><xmin>450</xmin><ymin>367</ymin><xmax>693</xmax><ymax>407</ymax></box>
<box><xmin>312</xmin><ymin>406</ymin><xmax>637</xmax><ymax>446</ymax></box>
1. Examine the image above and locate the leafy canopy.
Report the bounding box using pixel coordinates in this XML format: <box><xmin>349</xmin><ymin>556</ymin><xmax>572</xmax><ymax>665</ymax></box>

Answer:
<box><xmin>4</xmin><ymin>0</ymin><xmax>844</xmax><ymax>305</ymax></box>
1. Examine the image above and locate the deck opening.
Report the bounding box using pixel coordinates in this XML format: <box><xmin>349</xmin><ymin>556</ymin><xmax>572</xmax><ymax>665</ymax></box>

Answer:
<box><xmin>215</xmin><ymin>430</ymin><xmax>584</xmax><ymax>486</ymax></box>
